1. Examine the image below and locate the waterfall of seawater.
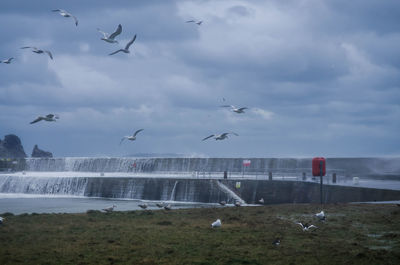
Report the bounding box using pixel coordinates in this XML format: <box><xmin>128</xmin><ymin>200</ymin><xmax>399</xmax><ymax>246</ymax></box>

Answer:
<box><xmin>169</xmin><ymin>181</ymin><xmax>178</xmax><ymax>201</ymax></box>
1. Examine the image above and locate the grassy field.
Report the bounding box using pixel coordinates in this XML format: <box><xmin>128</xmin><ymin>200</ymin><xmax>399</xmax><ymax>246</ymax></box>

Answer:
<box><xmin>0</xmin><ymin>203</ymin><xmax>399</xmax><ymax>265</ymax></box>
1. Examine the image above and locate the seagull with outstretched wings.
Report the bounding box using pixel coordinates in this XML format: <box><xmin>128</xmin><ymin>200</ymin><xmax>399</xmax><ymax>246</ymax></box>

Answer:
<box><xmin>109</xmin><ymin>35</ymin><xmax>137</xmax><ymax>55</ymax></box>
<box><xmin>120</xmin><ymin>128</ymin><xmax>144</xmax><ymax>144</ymax></box>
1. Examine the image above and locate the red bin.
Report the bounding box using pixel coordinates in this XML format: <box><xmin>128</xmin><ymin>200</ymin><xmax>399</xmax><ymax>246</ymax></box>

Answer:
<box><xmin>312</xmin><ymin>157</ymin><xmax>326</xmax><ymax>176</ymax></box>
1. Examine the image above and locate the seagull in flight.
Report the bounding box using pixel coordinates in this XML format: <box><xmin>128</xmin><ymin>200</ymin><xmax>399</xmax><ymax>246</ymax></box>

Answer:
<box><xmin>52</xmin><ymin>9</ymin><xmax>78</xmax><ymax>26</ymax></box>
<box><xmin>120</xmin><ymin>128</ymin><xmax>144</xmax><ymax>144</ymax></box>
<box><xmin>21</xmin><ymin>47</ymin><xmax>53</xmax><ymax>60</ymax></box>
<box><xmin>220</xmin><ymin>105</ymin><xmax>248</xmax><ymax>114</ymax></box>
<box><xmin>109</xmin><ymin>35</ymin><xmax>136</xmax><ymax>55</ymax></box>
<box><xmin>296</xmin><ymin>222</ymin><xmax>317</xmax><ymax>231</ymax></box>
<box><xmin>186</xmin><ymin>20</ymin><xmax>203</xmax><ymax>25</ymax></box>
<box><xmin>98</xmin><ymin>24</ymin><xmax>122</xmax><ymax>43</ymax></box>
<box><xmin>1</xmin><ymin>58</ymin><xmax>14</xmax><ymax>64</ymax></box>
<box><xmin>202</xmin><ymin>132</ymin><xmax>238</xmax><ymax>141</ymax></box>
<box><xmin>30</xmin><ymin>114</ymin><xmax>59</xmax><ymax>124</ymax></box>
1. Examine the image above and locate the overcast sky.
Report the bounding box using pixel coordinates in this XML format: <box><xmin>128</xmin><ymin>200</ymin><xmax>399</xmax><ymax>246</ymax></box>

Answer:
<box><xmin>0</xmin><ymin>0</ymin><xmax>399</xmax><ymax>158</ymax></box>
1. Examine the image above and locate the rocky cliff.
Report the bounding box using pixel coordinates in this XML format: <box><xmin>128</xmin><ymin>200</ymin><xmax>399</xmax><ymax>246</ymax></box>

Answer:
<box><xmin>0</xmin><ymin>134</ymin><xmax>27</xmax><ymax>158</ymax></box>
<box><xmin>31</xmin><ymin>145</ymin><xmax>53</xmax><ymax>158</ymax></box>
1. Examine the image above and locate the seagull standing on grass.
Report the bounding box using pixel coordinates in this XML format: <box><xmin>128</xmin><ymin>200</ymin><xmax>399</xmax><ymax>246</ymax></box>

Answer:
<box><xmin>52</xmin><ymin>9</ymin><xmax>78</xmax><ymax>26</ymax></box>
<box><xmin>138</xmin><ymin>203</ymin><xmax>148</xmax><ymax>209</ymax></box>
<box><xmin>202</xmin><ymin>132</ymin><xmax>238</xmax><ymax>141</ymax></box>
<box><xmin>30</xmin><ymin>114</ymin><xmax>59</xmax><ymax>124</ymax></box>
<box><xmin>120</xmin><ymin>129</ymin><xmax>144</xmax><ymax>145</ymax></box>
<box><xmin>109</xmin><ymin>35</ymin><xmax>136</xmax><ymax>55</ymax></box>
<box><xmin>98</xmin><ymin>24</ymin><xmax>122</xmax><ymax>43</ymax></box>
<box><xmin>1</xmin><ymin>58</ymin><xmax>14</xmax><ymax>64</ymax></box>
<box><xmin>296</xmin><ymin>222</ymin><xmax>317</xmax><ymax>231</ymax></box>
<box><xmin>272</xmin><ymin>238</ymin><xmax>281</xmax><ymax>246</ymax></box>
<box><xmin>315</xmin><ymin>211</ymin><xmax>326</xmax><ymax>221</ymax></box>
<box><xmin>220</xmin><ymin>105</ymin><xmax>248</xmax><ymax>114</ymax></box>
<box><xmin>164</xmin><ymin>204</ymin><xmax>172</xmax><ymax>210</ymax></box>
<box><xmin>211</xmin><ymin>219</ymin><xmax>221</xmax><ymax>228</ymax></box>
<box><xmin>156</xmin><ymin>202</ymin><xmax>164</xmax><ymax>208</ymax></box>
<box><xmin>102</xmin><ymin>204</ymin><xmax>116</xmax><ymax>212</ymax></box>
<box><xmin>21</xmin><ymin>47</ymin><xmax>53</xmax><ymax>60</ymax></box>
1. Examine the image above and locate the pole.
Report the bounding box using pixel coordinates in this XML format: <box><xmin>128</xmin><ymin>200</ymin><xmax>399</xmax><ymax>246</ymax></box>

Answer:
<box><xmin>320</xmin><ymin>160</ymin><xmax>323</xmax><ymax>204</ymax></box>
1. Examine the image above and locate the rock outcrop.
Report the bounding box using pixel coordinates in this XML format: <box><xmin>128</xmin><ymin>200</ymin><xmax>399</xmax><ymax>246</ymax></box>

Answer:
<box><xmin>31</xmin><ymin>145</ymin><xmax>53</xmax><ymax>158</ymax></box>
<box><xmin>0</xmin><ymin>134</ymin><xmax>27</xmax><ymax>158</ymax></box>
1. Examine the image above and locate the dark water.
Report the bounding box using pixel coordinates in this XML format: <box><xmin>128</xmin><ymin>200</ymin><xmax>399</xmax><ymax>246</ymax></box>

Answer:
<box><xmin>0</xmin><ymin>195</ymin><xmax>213</xmax><ymax>215</ymax></box>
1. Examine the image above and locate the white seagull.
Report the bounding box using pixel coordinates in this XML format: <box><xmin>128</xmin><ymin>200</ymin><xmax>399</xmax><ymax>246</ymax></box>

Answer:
<box><xmin>120</xmin><ymin>129</ymin><xmax>144</xmax><ymax>145</ymax></box>
<box><xmin>202</xmin><ymin>132</ymin><xmax>238</xmax><ymax>141</ymax></box>
<box><xmin>0</xmin><ymin>216</ymin><xmax>4</xmax><ymax>224</ymax></box>
<box><xmin>1</xmin><ymin>58</ymin><xmax>14</xmax><ymax>64</ymax></box>
<box><xmin>186</xmin><ymin>20</ymin><xmax>203</xmax><ymax>25</ymax></box>
<box><xmin>52</xmin><ymin>9</ymin><xmax>78</xmax><ymax>26</ymax></box>
<box><xmin>30</xmin><ymin>114</ymin><xmax>59</xmax><ymax>124</ymax></box>
<box><xmin>21</xmin><ymin>47</ymin><xmax>53</xmax><ymax>60</ymax></box>
<box><xmin>109</xmin><ymin>35</ymin><xmax>136</xmax><ymax>55</ymax></box>
<box><xmin>315</xmin><ymin>210</ymin><xmax>326</xmax><ymax>221</ymax></box>
<box><xmin>234</xmin><ymin>201</ymin><xmax>241</xmax><ymax>207</ymax></box>
<box><xmin>258</xmin><ymin>198</ymin><xmax>265</xmax><ymax>204</ymax></box>
<box><xmin>97</xmin><ymin>24</ymin><xmax>122</xmax><ymax>43</ymax></box>
<box><xmin>211</xmin><ymin>219</ymin><xmax>221</xmax><ymax>228</ymax></box>
<box><xmin>296</xmin><ymin>222</ymin><xmax>317</xmax><ymax>231</ymax></box>
<box><xmin>220</xmin><ymin>105</ymin><xmax>248</xmax><ymax>114</ymax></box>
<box><xmin>102</xmin><ymin>204</ymin><xmax>116</xmax><ymax>213</ymax></box>
<box><xmin>138</xmin><ymin>203</ymin><xmax>148</xmax><ymax>209</ymax></box>
<box><xmin>164</xmin><ymin>204</ymin><xmax>172</xmax><ymax>210</ymax></box>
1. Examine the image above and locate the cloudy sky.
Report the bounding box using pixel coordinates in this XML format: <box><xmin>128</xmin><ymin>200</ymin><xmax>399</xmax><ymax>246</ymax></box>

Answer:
<box><xmin>0</xmin><ymin>0</ymin><xmax>399</xmax><ymax>158</ymax></box>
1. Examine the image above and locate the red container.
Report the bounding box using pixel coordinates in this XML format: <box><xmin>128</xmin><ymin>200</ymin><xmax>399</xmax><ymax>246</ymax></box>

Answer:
<box><xmin>312</xmin><ymin>157</ymin><xmax>326</xmax><ymax>176</ymax></box>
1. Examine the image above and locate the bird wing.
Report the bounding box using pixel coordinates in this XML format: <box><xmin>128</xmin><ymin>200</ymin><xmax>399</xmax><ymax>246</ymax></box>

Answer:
<box><xmin>133</xmin><ymin>129</ymin><xmax>144</xmax><ymax>137</ymax></box>
<box><xmin>119</xmin><ymin>137</ymin><xmax>126</xmax><ymax>145</ymax></box>
<box><xmin>186</xmin><ymin>20</ymin><xmax>195</xmax><ymax>23</ymax></box>
<box><xmin>72</xmin><ymin>15</ymin><xmax>78</xmax><ymax>26</ymax></box>
<box><xmin>220</xmin><ymin>105</ymin><xmax>231</xmax><ymax>108</ymax></box>
<box><xmin>229</xmin><ymin>132</ymin><xmax>239</xmax><ymax>136</ymax></box>
<box><xmin>9</xmin><ymin>57</ymin><xmax>14</xmax><ymax>62</ymax></box>
<box><xmin>97</xmin><ymin>28</ymin><xmax>109</xmax><ymax>38</ymax></box>
<box><xmin>44</xmin><ymin>50</ymin><xmax>53</xmax><ymax>59</ymax></box>
<box><xmin>202</xmin><ymin>134</ymin><xmax>215</xmax><ymax>141</ymax></box>
<box><xmin>52</xmin><ymin>9</ymin><xmax>62</xmax><ymax>12</ymax></box>
<box><xmin>109</xmin><ymin>24</ymin><xmax>122</xmax><ymax>39</ymax></box>
<box><xmin>46</xmin><ymin>114</ymin><xmax>55</xmax><ymax>119</ymax></box>
<box><xmin>109</xmin><ymin>49</ymin><xmax>123</xmax><ymax>55</ymax></box>
<box><xmin>125</xmin><ymin>35</ymin><xmax>136</xmax><ymax>50</ymax></box>
<box><xmin>296</xmin><ymin>222</ymin><xmax>304</xmax><ymax>228</ymax></box>
<box><xmin>238</xmin><ymin>107</ymin><xmax>248</xmax><ymax>111</ymax></box>
<box><xmin>30</xmin><ymin>117</ymin><xmax>43</xmax><ymax>124</ymax></box>
<box><xmin>196</xmin><ymin>21</ymin><xmax>203</xmax><ymax>25</ymax></box>
<box><xmin>21</xmin><ymin>46</ymin><xmax>33</xmax><ymax>49</ymax></box>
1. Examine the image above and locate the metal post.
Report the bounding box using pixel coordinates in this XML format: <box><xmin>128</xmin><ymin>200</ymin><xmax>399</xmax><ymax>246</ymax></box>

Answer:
<box><xmin>320</xmin><ymin>161</ymin><xmax>323</xmax><ymax>204</ymax></box>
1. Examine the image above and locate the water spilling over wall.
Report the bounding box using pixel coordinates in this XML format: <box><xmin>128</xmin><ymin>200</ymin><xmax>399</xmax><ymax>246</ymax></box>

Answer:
<box><xmin>23</xmin><ymin>157</ymin><xmax>400</xmax><ymax>177</ymax></box>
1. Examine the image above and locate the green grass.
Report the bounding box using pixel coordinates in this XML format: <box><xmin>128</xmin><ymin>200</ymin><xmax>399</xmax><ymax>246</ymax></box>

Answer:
<box><xmin>1</xmin><ymin>204</ymin><xmax>400</xmax><ymax>264</ymax></box>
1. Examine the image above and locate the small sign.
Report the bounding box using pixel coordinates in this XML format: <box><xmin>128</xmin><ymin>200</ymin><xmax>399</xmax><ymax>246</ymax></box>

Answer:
<box><xmin>236</xmin><ymin>182</ymin><xmax>241</xmax><ymax>189</ymax></box>
<box><xmin>243</xmin><ymin>159</ymin><xmax>251</xmax><ymax>167</ymax></box>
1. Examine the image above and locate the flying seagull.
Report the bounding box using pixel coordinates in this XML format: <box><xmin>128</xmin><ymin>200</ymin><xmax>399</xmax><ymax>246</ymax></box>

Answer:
<box><xmin>102</xmin><ymin>204</ymin><xmax>116</xmax><ymax>213</ymax></box>
<box><xmin>98</xmin><ymin>24</ymin><xmax>122</xmax><ymax>43</ymax></box>
<box><xmin>202</xmin><ymin>132</ymin><xmax>238</xmax><ymax>141</ymax></box>
<box><xmin>211</xmin><ymin>219</ymin><xmax>221</xmax><ymax>228</ymax></box>
<box><xmin>21</xmin><ymin>47</ymin><xmax>53</xmax><ymax>60</ymax></box>
<box><xmin>109</xmin><ymin>35</ymin><xmax>136</xmax><ymax>55</ymax></box>
<box><xmin>30</xmin><ymin>114</ymin><xmax>59</xmax><ymax>124</ymax></box>
<box><xmin>120</xmin><ymin>129</ymin><xmax>144</xmax><ymax>145</ymax></box>
<box><xmin>52</xmin><ymin>9</ymin><xmax>78</xmax><ymax>26</ymax></box>
<box><xmin>315</xmin><ymin>210</ymin><xmax>326</xmax><ymax>221</ymax></box>
<box><xmin>296</xmin><ymin>222</ymin><xmax>317</xmax><ymax>231</ymax></box>
<box><xmin>186</xmin><ymin>20</ymin><xmax>203</xmax><ymax>25</ymax></box>
<box><xmin>220</xmin><ymin>105</ymin><xmax>248</xmax><ymax>114</ymax></box>
<box><xmin>1</xmin><ymin>58</ymin><xmax>14</xmax><ymax>64</ymax></box>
